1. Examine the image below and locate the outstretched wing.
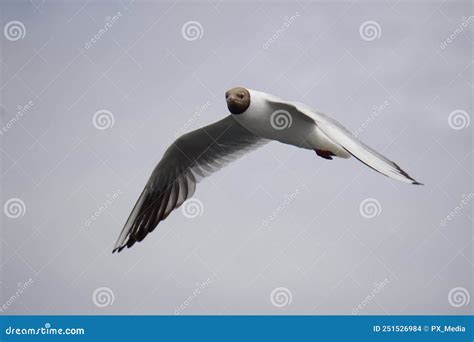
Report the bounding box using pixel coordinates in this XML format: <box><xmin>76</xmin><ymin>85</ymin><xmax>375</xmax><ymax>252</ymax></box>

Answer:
<box><xmin>265</xmin><ymin>98</ymin><xmax>421</xmax><ymax>185</ymax></box>
<box><xmin>113</xmin><ymin>115</ymin><xmax>267</xmax><ymax>253</ymax></box>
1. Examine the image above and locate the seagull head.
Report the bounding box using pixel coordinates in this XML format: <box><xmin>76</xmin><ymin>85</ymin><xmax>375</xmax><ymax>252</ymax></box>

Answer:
<box><xmin>225</xmin><ymin>87</ymin><xmax>250</xmax><ymax>115</ymax></box>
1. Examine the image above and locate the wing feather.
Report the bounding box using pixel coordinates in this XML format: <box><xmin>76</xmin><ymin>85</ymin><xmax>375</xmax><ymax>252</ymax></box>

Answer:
<box><xmin>266</xmin><ymin>99</ymin><xmax>421</xmax><ymax>185</ymax></box>
<box><xmin>113</xmin><ymin>115</ymin><xmax>266</xmax><ymax>253</ymax></box>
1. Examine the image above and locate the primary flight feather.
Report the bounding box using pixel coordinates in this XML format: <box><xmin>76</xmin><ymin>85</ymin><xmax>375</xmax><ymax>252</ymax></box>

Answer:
<box><xmin>113</xmin><ymin>87</ymin><xmax>421</xmax><ymax>253</ymax></box>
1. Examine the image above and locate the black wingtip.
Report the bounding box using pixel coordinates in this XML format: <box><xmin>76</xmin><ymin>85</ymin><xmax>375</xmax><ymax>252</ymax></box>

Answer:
<box><xmin>412</xmin><ymin>181</ymin><xmax>424</xmax><ymax>186</ymax></box>
<box><xmin>112</xmin><ymin>245</ymin><xmax>126</xmax><ymax>254</ymax></box>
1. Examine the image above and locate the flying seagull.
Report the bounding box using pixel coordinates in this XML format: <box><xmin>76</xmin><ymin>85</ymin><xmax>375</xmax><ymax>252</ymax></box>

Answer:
<box><xmin>113</xmin><ymin>87</ymin><xmax>421</xmax><ymax>253</ymax></box>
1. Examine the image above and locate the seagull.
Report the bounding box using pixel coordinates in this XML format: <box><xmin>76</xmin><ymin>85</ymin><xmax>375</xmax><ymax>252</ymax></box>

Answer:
<box><xmin>113</xmin><ymin>87</ymin><xmax>421</xmax><ymax>253</ymax></box>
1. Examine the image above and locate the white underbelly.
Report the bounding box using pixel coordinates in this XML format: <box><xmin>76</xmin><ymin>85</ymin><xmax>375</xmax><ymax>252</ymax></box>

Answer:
<box><xmin>234</xmin><ymin>109</ymin><xmax>349</xmax><ymax>156</ymax></box>
<box><xmin>259</xmin><ymin>117</ymin><xmax>318</xmax><ymax>149</ymax></box>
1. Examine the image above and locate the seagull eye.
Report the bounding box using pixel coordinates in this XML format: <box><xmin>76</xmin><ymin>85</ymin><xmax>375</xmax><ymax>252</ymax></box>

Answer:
<box><xmin>239</xmin><ymin>93</ymin><xmax>244</xmax><ymax>99</ymax></box>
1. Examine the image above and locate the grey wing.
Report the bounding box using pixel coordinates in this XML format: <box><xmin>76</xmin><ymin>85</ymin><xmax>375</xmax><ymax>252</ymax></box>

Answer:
<box><xmin>113</xmin><ymin>115</ymin><xmax>267</xmax><ymax>253</ymax></box>
<box><xmin>265</xmin><ymin>98</ymin><xmax>422</xmax><ymax>185</ymax></box>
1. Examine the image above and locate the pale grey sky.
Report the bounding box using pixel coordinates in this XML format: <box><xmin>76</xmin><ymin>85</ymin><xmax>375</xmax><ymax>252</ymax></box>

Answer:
<box><xmin>0</xmin><ymin>0</ymin><xmax>472</xmax><ymax>315</ymax></box>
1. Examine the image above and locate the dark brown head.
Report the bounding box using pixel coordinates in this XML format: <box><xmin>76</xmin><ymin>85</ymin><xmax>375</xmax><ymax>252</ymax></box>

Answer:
<box><xmin>225</xmin><ymin>87</ymin><xmax>250</xmax><ymax>115</ymax></box>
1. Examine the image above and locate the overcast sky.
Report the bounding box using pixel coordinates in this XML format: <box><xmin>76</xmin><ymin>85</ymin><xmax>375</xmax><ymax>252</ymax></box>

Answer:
<box><xmin>1</xmin><ymin>0</ymin><xmax>472</xmax><ymax>315</ymax></box>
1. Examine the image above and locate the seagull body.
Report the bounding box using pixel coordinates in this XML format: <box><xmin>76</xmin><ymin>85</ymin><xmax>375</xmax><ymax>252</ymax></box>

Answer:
<box><xmin>113</xmin><ymin>87</ymin><xmax>421</xmax><ymax>253</ymax></box>
<box><xmin>233</xmin><ymin>89</ymin><xmax>350</xmax><ymax>157</ymax></box>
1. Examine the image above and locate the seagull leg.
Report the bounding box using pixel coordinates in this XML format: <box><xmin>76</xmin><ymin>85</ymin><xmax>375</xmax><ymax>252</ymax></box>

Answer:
<box><xmin>315</xmin><ymin>149</ymin><xmax>335</xmax><ymax>160</ymax></box>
